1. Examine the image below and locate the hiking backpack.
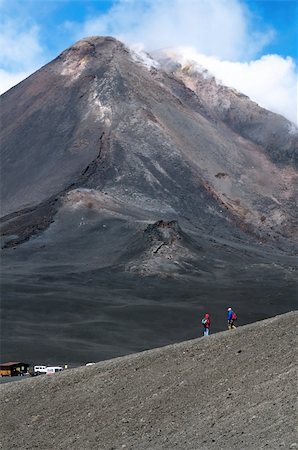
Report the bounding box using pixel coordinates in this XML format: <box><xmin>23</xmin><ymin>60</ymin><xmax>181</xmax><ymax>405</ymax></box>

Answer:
<box><xmin>232</xmin><ymin>312</ymin><xmax>237</xmax><ymax>321</ymax></box>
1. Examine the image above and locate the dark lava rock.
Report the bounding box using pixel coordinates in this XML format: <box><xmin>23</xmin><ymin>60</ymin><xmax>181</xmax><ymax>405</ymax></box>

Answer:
<box><xmin>144</xmin><ymin>220</ymin><xmax>182</xmax><ymax>246</ymax></box>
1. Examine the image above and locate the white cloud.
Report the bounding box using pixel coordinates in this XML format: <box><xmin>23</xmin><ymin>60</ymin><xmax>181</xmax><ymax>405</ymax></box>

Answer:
<box><xmin>74</xmin><ymin>0</ymin><xmax>274</xmax><ymax>61</ymax></box>
<box><xmin>0</xmin><ymin>69</ymin><xmax>32</xmax><ymax>94</ymax></box>
<box><xmin>129</xmin><ymin>44</ymin><xmax>160</xmax><ymax>70</ymax></box>
<box><xmin>0</xmin><ymin>22</ymin><xmax>42</xmax><ymax>70</ymax></box>
<box><xmin>167</xmin><ymin>47</ymin><xmax>298</xmax><ymax>124</ymax></box>
<box><xmin>0</xmin><ymin>17</ymin><xmax>45</xmax><ymax>94</ymax></box>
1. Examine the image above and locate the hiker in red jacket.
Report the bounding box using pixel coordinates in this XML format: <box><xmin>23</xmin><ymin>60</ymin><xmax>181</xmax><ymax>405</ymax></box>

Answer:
<box><xmin>202</xmin><ymin>313</ymin><xmax>211</xmax><ymax>336</ymax></box>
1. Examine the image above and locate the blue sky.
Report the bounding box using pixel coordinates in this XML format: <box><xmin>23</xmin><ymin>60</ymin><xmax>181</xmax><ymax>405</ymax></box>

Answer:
<box><xmin>0</xmin><ymin>0</ymin><xmax>297</xmax><ymax>122</ymax></box>
<box><xmin>247</xmin><ymin>0</ymin><xmax>297</xmax><ymax>58</ymax></box>
<box><xmin>1</xmin><ymin>0</ymin><xmax>296</xmax><ymax>61</ymax></box>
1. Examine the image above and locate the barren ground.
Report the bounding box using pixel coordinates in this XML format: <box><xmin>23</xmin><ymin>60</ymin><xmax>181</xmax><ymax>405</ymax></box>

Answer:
<box><xmin>1</xmin><ymin>312</ymin><xmax>297</xmax><ymax>450</ymax></box>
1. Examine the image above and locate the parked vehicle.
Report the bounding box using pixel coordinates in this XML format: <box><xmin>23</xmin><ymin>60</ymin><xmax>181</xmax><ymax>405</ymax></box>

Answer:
<box><xmin>45</xmin><ymin>366</ymin><xmax>63</xmax><ymax>375</ymax></box>
<box><xmin>33</xmin><ymin>366</ymin><xmax>47</xmax><ymax>375</ymax></box>
<box><xmin>31</xmin><ymin>365</ymin><xmax>64</xmax><ymax>376</ymax></box>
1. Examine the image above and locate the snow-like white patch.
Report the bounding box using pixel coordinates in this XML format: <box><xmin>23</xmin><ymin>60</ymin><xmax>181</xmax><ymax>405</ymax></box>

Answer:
<box><xmin>60</xmin><ymin>56</ymin><xmax>88</xmax><ymax>81</ymax></box>
<box><xmin>91</xmin><ymin>94</ymin><xmax>112</xmax><ymax>125</ymax></box>
<box><xmin>288</xmin><ymin>122</ymin><xmax>298</xmax><ymax>135</ymax></box>
<box><xmin>154</xmin><ymin>161</ymin><xmax>168</xmax><ymax>177</ymax></box>
<box><xmin>129</xmin><ymin>44</ymin><xmax>159</xmax><ymax>71</ymax></box>
<box><xmin>86</xmin><ymin>77</ymin><xmax>112</xmax><ymax>125</ymax></box>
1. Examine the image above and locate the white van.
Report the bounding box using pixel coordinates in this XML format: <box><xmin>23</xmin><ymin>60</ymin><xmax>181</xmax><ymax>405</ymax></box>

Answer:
<box><xmin>34</xmin><ymin>366</ymin><xmax>47</xmax><ymax>375</ymax></box>
<box><xmin>45</xmin><ymin>366</ymin><xmax>63</xmax><ymax>375</ymax></box>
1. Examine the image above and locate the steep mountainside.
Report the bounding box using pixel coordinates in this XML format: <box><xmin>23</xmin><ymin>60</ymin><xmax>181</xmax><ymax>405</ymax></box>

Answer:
<box><xmin>0</xmin><ymin>37</ymin><xmax>297</xmax><ymax>364</ymax></box>
<box><xmin>0</xmin><ymin>312</ymin><xmax>297</xmax><ymax>450</ymax></box>
<box><xmin>154</xmin><ymin>49</ymin><xmax>298</xmax><ymax>168</ymax></box>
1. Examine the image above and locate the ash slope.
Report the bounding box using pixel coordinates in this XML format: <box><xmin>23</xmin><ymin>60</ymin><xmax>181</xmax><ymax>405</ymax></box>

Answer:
<box><xmin>0</xmin><ymin>37</ymin><xmax>297</xmax><ymax>364</ymax></box>
<box><xmin>1</xmin><ymin>312</ymin><xmax>297</xmax><ymax>450</ymax></box>
<box><xmin>154</xmin><ymin>49</ymin><xmax>298</xmax><ymax>168</ymax></box>
<box><xmin>1</xmin><ymin>36</ymin><xmax>297</xmax><ymax>241</ymax></box>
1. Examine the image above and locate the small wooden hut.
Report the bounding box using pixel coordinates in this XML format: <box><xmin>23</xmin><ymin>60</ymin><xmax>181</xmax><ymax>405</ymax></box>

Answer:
<box><xmin>0</xmin><ymin>362</ymin><xmax>30</xmax><ymax>376</ymax></box>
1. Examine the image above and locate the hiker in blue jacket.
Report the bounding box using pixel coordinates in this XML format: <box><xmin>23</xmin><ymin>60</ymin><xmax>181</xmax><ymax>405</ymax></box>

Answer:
<box><xmin>227</xmin><ymin>307</ymin><xmax>237</xmax><ymax>329</ymax></box>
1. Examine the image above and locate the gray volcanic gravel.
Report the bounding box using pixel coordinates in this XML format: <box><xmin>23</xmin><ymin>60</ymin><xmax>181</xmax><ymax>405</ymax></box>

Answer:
<box><xmin>1</xmin><ymin>312</ymin><xmax>297</xmax><ymax>450</ymax></box>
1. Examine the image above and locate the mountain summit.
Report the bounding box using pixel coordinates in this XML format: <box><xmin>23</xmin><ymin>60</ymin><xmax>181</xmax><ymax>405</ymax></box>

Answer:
<box><xmin>1</xmin><ymin>37</ymin><xmax>297</xmax><ymax>363</ymax></box>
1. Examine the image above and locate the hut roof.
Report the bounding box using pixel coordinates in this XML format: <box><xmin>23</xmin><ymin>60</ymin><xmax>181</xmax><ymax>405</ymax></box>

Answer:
<box><xmin>0</xmin><ymin>362</ymin><xmax>29</xmax><ymax>367</ymax></box>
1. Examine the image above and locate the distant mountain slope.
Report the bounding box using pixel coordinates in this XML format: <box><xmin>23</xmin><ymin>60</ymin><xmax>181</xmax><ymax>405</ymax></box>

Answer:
<box><xmin>0</xmin><ymin>37</ymin><xmax>297</xmax><ymax>365</ymax></box>
<box><xmin>154</xmin><ymin>49</ymin><xmax>298</xmax><ymax>168</ymax></box>
<box><xmin>1</xmin><ymin>312</ymin><xmax>297</xmax><ymax>450</ymax></box>
<box><xmin>1</xmin><ymin>37</ymin><xmax>297</xmax><ymax>243</ymax></box>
